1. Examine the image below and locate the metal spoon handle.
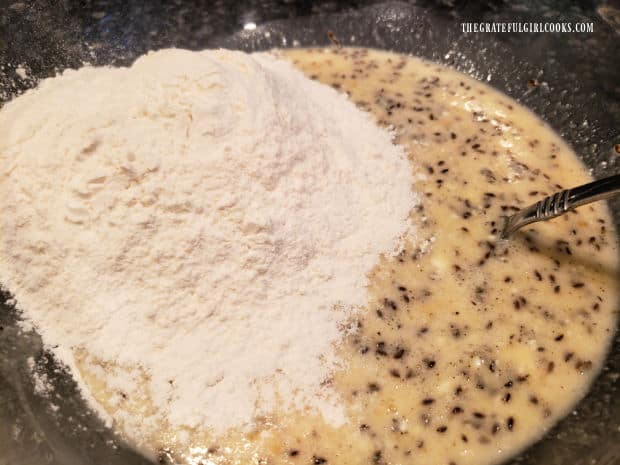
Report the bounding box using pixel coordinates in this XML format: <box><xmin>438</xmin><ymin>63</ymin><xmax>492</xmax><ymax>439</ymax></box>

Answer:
<box><xmin>502</xmin><ymin>173</ymin><xmax>620</xmax><ymax>238</ymax></box>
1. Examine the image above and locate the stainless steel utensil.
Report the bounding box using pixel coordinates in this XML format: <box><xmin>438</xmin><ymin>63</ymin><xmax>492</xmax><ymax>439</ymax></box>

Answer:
<box><xmin>502</xmin><ymin>174</ymin><xmax>620</xmax><ymax>238</ymax></box>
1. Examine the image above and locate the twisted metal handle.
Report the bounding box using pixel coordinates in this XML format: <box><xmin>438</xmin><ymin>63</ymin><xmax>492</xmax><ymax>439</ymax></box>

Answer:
<box><xmin>501</xmin><ymin>173</ymin><xmax>620</xmax><ymax>238</ymax></box>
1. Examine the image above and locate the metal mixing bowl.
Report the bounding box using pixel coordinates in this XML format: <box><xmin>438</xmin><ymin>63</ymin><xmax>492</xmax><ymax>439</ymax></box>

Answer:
<box><xmin>0</xmin><ymin>1</ymin><xmax>618</xmax><ymax>464</ymax></box>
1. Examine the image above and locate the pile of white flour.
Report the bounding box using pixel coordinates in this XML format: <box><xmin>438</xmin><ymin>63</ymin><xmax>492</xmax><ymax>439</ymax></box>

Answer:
<box><xmin>0</xmin><ymin>49</ymin><xmax>416</xmax><ymax>441</ymax></box>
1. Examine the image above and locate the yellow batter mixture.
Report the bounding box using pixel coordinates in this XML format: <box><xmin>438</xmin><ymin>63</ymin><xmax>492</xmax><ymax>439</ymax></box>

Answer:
<box><xmin>76</xmin><ymin>47</ymin><xmax>619</xmax><ymax>465</ymax></box>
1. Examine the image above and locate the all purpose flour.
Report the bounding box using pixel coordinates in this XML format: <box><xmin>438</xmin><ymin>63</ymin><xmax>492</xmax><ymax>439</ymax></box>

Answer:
<box><xmin>0</xmin><ymin>49</ymin><xmax>417</xmax><ymax>441</ymax></box>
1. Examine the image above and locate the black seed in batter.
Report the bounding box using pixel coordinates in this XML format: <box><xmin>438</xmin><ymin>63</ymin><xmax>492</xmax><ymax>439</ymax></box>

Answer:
<box><xmin>368</xmin><ymin>383</ymin><xmax>381</xmax><ymax>393</ymax></box>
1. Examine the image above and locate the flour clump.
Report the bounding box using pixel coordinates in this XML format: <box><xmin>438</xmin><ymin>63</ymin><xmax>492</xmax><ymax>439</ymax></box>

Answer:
<box><xmin>0</xmin><ymin>49</ymin><xmax>417</xmax><ymax>442</ymax></box>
